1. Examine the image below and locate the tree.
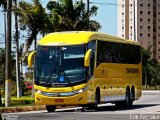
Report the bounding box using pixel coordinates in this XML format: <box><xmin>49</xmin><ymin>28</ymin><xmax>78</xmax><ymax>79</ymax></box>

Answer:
<box><xmin>14</xmin><ymin>0</ymin><xmax>101</xmax><ymax>54</ymax></box>
<box><xmin>0</xmin><ymin>0</ymin><xmax>7</xmax><ymax>9</ymax></box>
<box><xmin>0</xmin><ymin>48</ymin><xmax>16</xmax><ymax>84</ymax></box>
<box><xmin>0</xmin><ymin>47</ymin><xmax>16</xmax><ymax>106</ymax></box>
<box><xmin>141</xmin><ymin>45</ymin><xmax>160</xmax><ymax>89</ymax></box>
<box><xmin>13</xmin><ymin>0</ymin><xmax>47</xmax><ymax>54</ymax></box>
<box><xmin>46</xmin><ymin>0</ymin><xmax>101</xmax><ymax>32</ymax></box>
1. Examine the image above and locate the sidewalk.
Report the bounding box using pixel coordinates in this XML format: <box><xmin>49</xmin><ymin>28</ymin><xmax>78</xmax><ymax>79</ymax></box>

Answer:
<box><xmin>142</xmin><ymin>90</ymin><xmax>160</xmax><ymax>95</ymax></box>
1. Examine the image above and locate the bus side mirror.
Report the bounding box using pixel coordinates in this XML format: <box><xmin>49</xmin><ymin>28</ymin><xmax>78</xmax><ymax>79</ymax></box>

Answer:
<box><xmin>28</xmin><ymin>51</ymin><xmax>36</xmax><ymax>68</ymax></box>
<box><xmin>84</xmin><ymin>49</ymin><xmax>92</xmax><ymax>67</ymax></box>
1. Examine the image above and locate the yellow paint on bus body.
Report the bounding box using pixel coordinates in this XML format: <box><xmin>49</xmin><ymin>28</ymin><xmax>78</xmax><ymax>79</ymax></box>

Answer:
<box><xmin>30</xmin><ymin>31</ymin><xmax>142</xmax><ymax>106</ymax></box>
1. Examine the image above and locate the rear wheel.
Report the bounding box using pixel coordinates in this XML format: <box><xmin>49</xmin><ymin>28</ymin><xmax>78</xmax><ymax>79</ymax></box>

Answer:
<box><xmin>46</xmin><ymin>105</ymin><xmax>56</xmax><ymax>112</ymax></box>
<box><xmin>115</xmin><ymin>88</ymin><xmax>132</xmax><ymax>108</ymax></box>
<box><xmin>125</xmin><ymin>89</ymin><xmax>130</xmax><ymax>106</ymax></box>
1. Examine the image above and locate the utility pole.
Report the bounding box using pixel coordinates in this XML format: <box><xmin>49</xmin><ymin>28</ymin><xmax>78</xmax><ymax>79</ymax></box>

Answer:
<box><xmin>4</xmin><ymin>10</ymin><xmax>7</xmax><ymax>45</ymax></box>
<box><xmin>87</xmin><ymin>0</ymin><xmax>89</xmax><ymax>13</ymax></box>
<box><xmin>14</xmin><ymin>0</ymin><xmax>21</xmax><ymax>98</ymax></box>
<box><xmin>5</xmin><ymin>0</ymin><xmax>12</xmax><ymax>107</ymax></box>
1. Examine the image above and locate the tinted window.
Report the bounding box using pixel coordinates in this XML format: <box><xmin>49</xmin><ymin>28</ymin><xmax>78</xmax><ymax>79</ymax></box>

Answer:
<box><xmin>97</xmin><ymin>41</ymin><xmax>141</xmax><ymax>65</ymax></box>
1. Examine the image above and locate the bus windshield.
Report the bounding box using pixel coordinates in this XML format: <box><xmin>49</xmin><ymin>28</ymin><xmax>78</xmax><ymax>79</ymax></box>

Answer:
<box><xmin>36</xmin><ymin>45</ymin><xmax>86</xmax><ymax>86</ymax></box>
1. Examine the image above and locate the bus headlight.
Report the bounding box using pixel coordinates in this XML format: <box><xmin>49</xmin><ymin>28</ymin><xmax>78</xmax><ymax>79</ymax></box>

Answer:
<box><xmin>35</xmin><ymin>89</ymin><xmax>43</xmax><ymax>94</ymax></box>
<box><xmin>74</xmin><ymin>86</ymin><xmax>88</xmax><ymax>93</ymax></box>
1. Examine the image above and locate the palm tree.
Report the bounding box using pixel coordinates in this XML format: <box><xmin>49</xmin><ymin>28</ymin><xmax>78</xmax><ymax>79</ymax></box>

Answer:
<box><xmin>14</xmin><ymin>0</ymin><xmax>47</xmax><ymax>54</ymax></box>
<box><xmin>46</xmin><ymin>0</ymin><xmax>101</xmax><ymax>32</ymax></box>
<box><xmin>0</xmin><ymin>0</ymin><xmax>7</xmax><ymax>9</ymax></box>
<box><xmin>14</xmin><ymin>0</ymin><xmax>101</xmax><ymax>53</ymax></box>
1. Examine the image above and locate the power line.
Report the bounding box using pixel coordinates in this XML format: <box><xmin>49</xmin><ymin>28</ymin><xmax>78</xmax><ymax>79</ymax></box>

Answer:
<box><xmin>90</xmin><ymin>2</ymin><xmax>122</xmax><ymax>6</ymax></box>
<box><xmin>90</xmin><ymin>2</ymin><xmax>139</xmax><ymax>6</ymax></box>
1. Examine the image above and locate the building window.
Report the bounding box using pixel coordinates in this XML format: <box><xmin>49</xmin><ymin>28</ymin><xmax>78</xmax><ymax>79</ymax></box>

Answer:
<box><xmin>122</xmin><ymin>34</ymin><xmax>124</xmax><ymax>37</ymax></box>
<box><xmin>148</xmin><ymin>26</ymin><xmax>151</xmax><ymax>29</ymax></box>
<box><xmin>148</xmin><ymin>19</ymin><xmax>151</xmax><ymax>22</ymax></box>
<box><xmin>140</xmin><ymin>26</ymin><xmax>143</xmax><ymax>29</ymax></box>
<box><xmin>148</xmin><ymin>34</ymin><xmax>150</xmax><ymax>37</ymax></box>
<box><xmin>140</xmin><ymin>33</ymin><xmax>143</xmax><ymax>36</ymax></box>
<box><xmin>122</xmin><ymin>27</ymin><xmax>124</xmax><ymax>30</ymax></box>
<box><xmin>122</xmin><ymin>5</ymin><xmax>124</xmax><ymax>8</ymax></box>
<box><xmin>122</xmin><ymin>12</ymin><xmax>124</xmax><ymax>15</ymax></box>
<box><xmin>158</xmin><ymin>41</ymin><xmax>160</xmax><ymax>44</ymax></box>
<box><xmin>140</xmin><ymin>11</ymin><xmax>143</xmax><ymax>14</ymax></box>
<box><xmin>148</xmin><ymin>4</ymin><xmax>150</xmax><ymax>7</ymax></box>
<box><xmin>140</xmin><ymin>4</ymin><xmax>143</xmax><ymax>7</ymax></box>
<box><xmin>140</xmin><ymin>18</ymin><xmax>143</xmax><ymax>21</ymax></box>
<box><xmin>130</xmin><ymin>26</ymin><xmax>132</xmax><ymax>29</ymax></box>
<box><xmin>148</xmin><ymin>11</ymin><xmax>151</xmax><ymax>14</ymax></box>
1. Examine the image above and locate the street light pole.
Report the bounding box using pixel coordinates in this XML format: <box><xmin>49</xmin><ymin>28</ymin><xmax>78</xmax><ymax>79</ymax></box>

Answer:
<box><xmin>87</xmin><ymin>0</ymin><xmax>89</xmax><ymax>13</ymax></box>
<box><xmin>5</xmin><ymin>0</ymin><xmax>12</xmax><ymax>107</ymax></box>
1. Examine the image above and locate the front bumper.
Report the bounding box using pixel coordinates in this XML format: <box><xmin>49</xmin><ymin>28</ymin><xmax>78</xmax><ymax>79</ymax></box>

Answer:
<box><xmin>35</xmin><ymin>90</ymin><xmax>88</xmax><ymax>106</ymax></box>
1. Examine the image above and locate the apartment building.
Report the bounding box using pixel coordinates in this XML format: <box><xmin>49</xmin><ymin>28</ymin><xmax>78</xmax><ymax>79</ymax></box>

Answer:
<box><xmin>117</xmin><ymin>0</ymin><xmax>160</xmax><ymax>60</ymax></box>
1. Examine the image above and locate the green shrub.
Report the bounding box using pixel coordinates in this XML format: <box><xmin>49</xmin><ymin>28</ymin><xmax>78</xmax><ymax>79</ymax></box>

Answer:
<box><xmin>2</xmin><ymin>97</ymin><xmax>35</xmax><ymax>106</ymax></box>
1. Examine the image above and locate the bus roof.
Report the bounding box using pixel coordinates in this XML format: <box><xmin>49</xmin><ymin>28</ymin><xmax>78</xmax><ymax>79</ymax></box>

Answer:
<box><xmin>38</xmin><ymin>31</ymin><xmax>140</xmax><ymax>46</ymax></box>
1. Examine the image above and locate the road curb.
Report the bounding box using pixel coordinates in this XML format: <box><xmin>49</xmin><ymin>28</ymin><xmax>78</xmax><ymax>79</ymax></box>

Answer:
<box><xmin>142</xmin><ymin>90</ymin><xmax>160</xmax><ymax>95</ymax></box>
<box><xmin>0</xmin><ymin>105</ymin><xmax>46</xmax><ymax>113</ymax></box>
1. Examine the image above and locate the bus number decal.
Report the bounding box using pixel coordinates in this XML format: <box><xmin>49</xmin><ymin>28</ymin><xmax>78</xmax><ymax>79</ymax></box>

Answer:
<box><xmin>126</xmin><ymin>68</ymin><xmax>139</xmax><ymax>74</ymax></box>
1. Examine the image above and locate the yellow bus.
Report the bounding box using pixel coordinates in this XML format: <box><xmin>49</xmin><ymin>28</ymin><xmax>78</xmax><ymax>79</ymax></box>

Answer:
<box><xmin>28</xmin><ymin>31</ymin><xmax>142</xmax><ymax>112</ymax></box>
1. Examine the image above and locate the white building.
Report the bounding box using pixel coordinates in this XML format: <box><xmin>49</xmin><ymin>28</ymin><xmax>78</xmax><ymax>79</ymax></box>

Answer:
<box><xmin>117</xmin><ymin>0</ymin><xmax>160</xmax><ymax>60</ymax></box>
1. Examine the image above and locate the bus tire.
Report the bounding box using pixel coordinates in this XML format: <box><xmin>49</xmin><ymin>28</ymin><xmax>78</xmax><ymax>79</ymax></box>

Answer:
<box><xmin>125</xmin><ymin>88</ymin><xmax>130</xmax><ymax>107</ymax></box>
<box><xmin>94</xmin><ymin>89</ymin><xmax>100</xmax><ymax>111</ymax></box>
<box><xmin>129</xmin><ymin>88</ymin><xmax>134</xmax><ymax>106</ymax></box>
<box><xmin>94</xmin><ymin>93</ymin><xmax>98</xmax><ymax>110</ymax></box>
<box><xmin>46</xmin><ymin>105</ymin><xmax>56</xmax><ymax>112</ymax></box>
<box><xmin>115</xmin><ymin>88</ymin><xmax>132</xmax><ymax>108</ymax></box>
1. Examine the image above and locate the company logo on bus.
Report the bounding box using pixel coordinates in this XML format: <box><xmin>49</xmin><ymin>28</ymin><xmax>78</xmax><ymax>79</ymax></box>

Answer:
<box><xmin>126</xmin><ymin>68</ymin><xmax>139</xmax><ymax>74</ymax></box>
<box><xmin>56</xmin><ymin>93</ymin><xmax>61</xmax><ymax>97</ymax></box>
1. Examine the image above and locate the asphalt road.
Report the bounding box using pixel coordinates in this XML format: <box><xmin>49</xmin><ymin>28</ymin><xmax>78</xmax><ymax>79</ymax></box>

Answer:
<box><xmin>2</xmin><ymin>91</ymin><xmax>160</xmax><ymax>120</ymax></box>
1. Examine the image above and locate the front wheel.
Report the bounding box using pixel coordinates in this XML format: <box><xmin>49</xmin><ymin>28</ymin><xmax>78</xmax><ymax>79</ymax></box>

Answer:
<box><xmin>86</xmin><ymin>92</ymin><xmax>99</xmax><ymax>111</ymax></box>
<box><xmin>46</xmin><ymin>105</ymin><xmax>56</xmax><ymax>112</ymax></box>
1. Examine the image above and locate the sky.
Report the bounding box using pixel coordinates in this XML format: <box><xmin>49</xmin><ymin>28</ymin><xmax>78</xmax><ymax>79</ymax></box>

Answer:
<box><xmin>0</xmin><ymin>0</ymin><xmax>117</xmax><ymax>47</ymax></box>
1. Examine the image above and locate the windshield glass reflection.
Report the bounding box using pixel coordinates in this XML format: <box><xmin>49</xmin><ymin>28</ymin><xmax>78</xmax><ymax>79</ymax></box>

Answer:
<box><xmin>36</xmin><ymin>45</ymin><xmax>86</xmax><ymax>86</ymax></box>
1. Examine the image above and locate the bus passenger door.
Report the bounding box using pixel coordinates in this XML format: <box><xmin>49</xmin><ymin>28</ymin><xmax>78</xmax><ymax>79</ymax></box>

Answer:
<box><xmin>88</xmin><ymin>41</ymin><xmax>96</xmax><ymax>76</ymax></box>
<box><xmin>87</xmin><ymin>41</ymin><xmax>96</xmax><ymax>102</ymax></box>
